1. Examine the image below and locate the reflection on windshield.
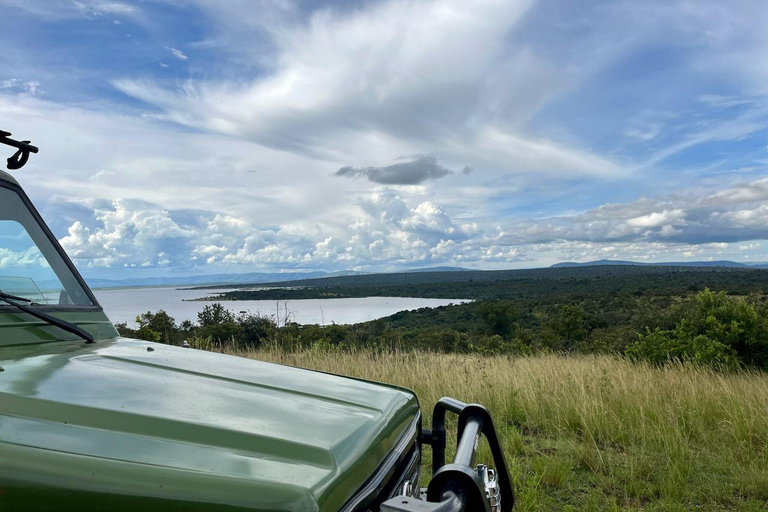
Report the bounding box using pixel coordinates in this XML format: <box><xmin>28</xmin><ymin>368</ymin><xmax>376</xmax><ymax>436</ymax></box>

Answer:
<box><xmin>0</xmin><ymin>186</ymin><xmax>92</xmax><ymax>306</ymax></box>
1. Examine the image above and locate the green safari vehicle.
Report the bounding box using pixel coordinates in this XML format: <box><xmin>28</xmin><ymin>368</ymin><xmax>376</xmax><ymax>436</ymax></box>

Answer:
<box><xmin>0</xmin><ymin>131</ymin><xmax>513</xmax><ymax>512</ymax></box>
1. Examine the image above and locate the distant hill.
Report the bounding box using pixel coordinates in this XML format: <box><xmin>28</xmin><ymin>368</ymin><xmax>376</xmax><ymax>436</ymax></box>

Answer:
<box><xmin>81</xmin><ymin>259</ymin><xmax>768</xmax><ymax>290</ymax></box>
<box><xmin>405</xmin><ymin>266</ymin><xmax>471</xmax><ymax>273</ymax></box>
<box><xmin>551</xmin><ymin>259</ymin><xmax>755</xmax><ymax>268</ymax></box>
<box><xmin>209</xmin><ymin>264</ymin><xmax>768</xmax><ymax>302</ymax></box>
<box><xmin>83</xmin><ymin>271</ymin><xmax>342</xmax><ymax>289</ymax></box>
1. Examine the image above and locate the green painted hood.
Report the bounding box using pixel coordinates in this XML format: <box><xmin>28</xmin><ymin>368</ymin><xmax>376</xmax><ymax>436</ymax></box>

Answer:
<box><xmin>0</xmin><ymin>337</ymin><xmax>419</xmax><ymax>511</ymax></box>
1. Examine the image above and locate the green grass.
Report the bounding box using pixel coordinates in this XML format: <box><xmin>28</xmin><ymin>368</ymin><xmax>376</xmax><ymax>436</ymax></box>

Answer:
<box><xmin>236</xmin><ymin>348</ymin><xmax>768</xmax><ymax>511</ymax></box>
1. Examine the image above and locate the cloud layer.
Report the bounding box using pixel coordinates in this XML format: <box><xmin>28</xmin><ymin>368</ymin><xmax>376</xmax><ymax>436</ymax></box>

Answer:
<box><xmin>51</xmin><ymin>175</ymin><xmax>768</xmax><ymax>276</ymax></box>
<box><xmin>2</xmin><ymin>0</ymin><xmax>768</xmax><ymax>277</ymax></box>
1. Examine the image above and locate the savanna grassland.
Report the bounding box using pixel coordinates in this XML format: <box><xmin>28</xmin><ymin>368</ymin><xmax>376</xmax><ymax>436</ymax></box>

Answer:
<box><xmin>244</xmin><ymin>348</ymin><xmax>768</xmax><ymax>511</ymax></box>
<box><xmin>118</xmin><ymin>265</ymin><xmax>768</xmax><ymax>510</ymax></box>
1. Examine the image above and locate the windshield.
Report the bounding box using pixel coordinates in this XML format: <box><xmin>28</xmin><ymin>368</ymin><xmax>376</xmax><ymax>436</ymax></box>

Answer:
<box><xmin>0</xmin><ymin>184</ymin><xmax>93</xmax><ymax>307</ymax></box>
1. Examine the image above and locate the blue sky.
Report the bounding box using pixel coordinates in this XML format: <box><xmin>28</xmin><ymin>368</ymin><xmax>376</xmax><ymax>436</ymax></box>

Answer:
<box><xmin>2</xmin><ymin>0</ymin><xmax>768</xmax><ymax>279</ymax></box>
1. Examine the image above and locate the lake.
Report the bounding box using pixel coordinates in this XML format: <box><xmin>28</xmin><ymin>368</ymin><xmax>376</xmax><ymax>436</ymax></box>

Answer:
<box><xmin>92</xmin><ymin>286</ymin><xmax>469</xmax><ymax>327</ymax></box>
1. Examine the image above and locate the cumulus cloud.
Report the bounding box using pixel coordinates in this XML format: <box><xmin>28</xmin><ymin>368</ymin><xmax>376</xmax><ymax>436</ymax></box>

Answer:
<box><xmin>0</xmin><ymin>247</ymin><xmax>48</xmax><ymax>269</ymax></box>
<box><xmin>626</xmin><ymin>209</ymin><xmax>686</xmax><ymax>228</ymax></box>
<box><xmin>55</xmin><ymin>189</ymin><xmax>489</xmax><ymax>272</ymax></box>
<box><xmin>336</xmin><ymin>155</ymin><xmax>457</xmax><ymax>185</ymax></box>
<box><xmin>485</xmin><ymin>177</ymin><xmax>768</xmax><ymax>249</ymax></box>
<box><xmin>49</xmin><ymin>171</ymin><xmax>768</xmax><ymax>274</ymax></box>
<box><xmin>59</xmin><ymin>199</ymin><xmax>197</xmax><ymax>268</ymax></box>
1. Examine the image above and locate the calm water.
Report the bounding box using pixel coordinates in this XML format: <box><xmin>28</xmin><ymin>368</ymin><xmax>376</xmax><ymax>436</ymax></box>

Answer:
<box><xmin>93</xmin><ymin>286</ymin><xmax>469</xmax><ymax>327</ymax></box>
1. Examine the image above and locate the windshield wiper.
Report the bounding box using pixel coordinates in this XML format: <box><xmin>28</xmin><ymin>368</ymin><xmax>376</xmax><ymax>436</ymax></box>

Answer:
<box><xmin>0</xmin><ymin>291</ymin><xmax>94</xmax><ymax>344</ymax></box>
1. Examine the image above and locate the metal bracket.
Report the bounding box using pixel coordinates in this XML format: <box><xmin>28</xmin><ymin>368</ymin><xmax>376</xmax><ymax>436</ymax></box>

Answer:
<box><xmin>1</xmin><ymin>130</ymin><xmax>39</xmax><ymax>170</ymax></box>
<box><xmin>385</xmin><ymin>397</ymin><xmax>515</xmax><ymax>512</ymax></box>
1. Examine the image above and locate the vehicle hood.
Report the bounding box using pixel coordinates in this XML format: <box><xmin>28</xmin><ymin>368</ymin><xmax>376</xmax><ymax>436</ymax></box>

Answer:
<box><xmin>0</xmin><ymin>338</ymin><xmax>419</xmax><ymax>511</ymax></box>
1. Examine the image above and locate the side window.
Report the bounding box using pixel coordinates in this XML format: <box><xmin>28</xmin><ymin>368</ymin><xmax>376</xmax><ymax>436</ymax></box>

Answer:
<box><xmin>0</xmin><ymin>220</ymin><xmax>71</xmax><ymax>305</ymax></box>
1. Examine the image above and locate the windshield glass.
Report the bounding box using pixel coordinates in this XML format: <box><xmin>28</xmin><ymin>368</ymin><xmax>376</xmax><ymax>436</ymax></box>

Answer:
<box><xmin>0</xmin><ymin>185</ymin><xmax>93</xmax><ymax>306</ymax></box>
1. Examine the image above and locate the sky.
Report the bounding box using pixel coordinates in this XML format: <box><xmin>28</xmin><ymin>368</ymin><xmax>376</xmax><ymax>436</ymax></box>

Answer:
<box><xmin>2</xmin><ymin>0</ymin><xmax>768</xmax><ymax>280</ymax></box>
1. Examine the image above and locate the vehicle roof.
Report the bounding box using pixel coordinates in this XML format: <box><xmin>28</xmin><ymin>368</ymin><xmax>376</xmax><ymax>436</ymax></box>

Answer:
<box><xmin>0</xmin><ymin>169</ymin><xmax>20</xmax><ymax>186</ymax></box>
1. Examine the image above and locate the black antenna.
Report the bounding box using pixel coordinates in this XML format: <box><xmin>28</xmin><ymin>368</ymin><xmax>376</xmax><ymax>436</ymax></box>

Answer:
<box><xmin>0</xmin><ymin>130</ymin><xmax>39</xmax><ymax>170</ymax></box>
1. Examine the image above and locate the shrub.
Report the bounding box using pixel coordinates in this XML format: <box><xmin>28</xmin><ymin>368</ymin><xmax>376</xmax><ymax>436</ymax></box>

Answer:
<box><xmin>237</xmin><ymin>312</ymin><xmax>276</xmax><ymax>348</ymax></box>
<box><xmin>626</xmin><ymin>328</ymin><xmax>738</xmax><ymax>368</ymax></box>
<box><xmin>626</xmin><ymin>289</ymin><xmax>768</xmax><ymax>369</ymax></box>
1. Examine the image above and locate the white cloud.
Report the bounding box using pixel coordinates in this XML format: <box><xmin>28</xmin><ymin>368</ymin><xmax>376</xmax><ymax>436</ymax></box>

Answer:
<box><xmin>5</xmin><ymin>0</ymin><xmax>768</xmax><ymax>276</ymax></box>
<box><xmin>8</xmin><ymin>90</ymin><xmax>768</xmax><ymax>274</ymax></box>
<box><xmin>626</xmin><ymin>209</ymin><xmax>686</xmax><ymax>228</ymax></box>
<box><xmin>165</xmin><ymin>46</ymin><xmax>188</xmax><ymax>61</ymax></box>
<box><xmin>23</xmin><ymin>81</ymin><xmax>40</xmax><ymax>96</ymax></box>
<box><xmin>0</xmin><ymin>0</ymin><xmax>145</xmax><ymax>23</ymax></box>
<box><xmin>484</xmin><ymin>177</ymin><xmax>768</xmax><ymax>249</ymax></box>
<box><xmin>59</xmin><ymin>199</ymin><xmax>197</xmax><ymax>268</ymax></box>
<box><xmin>76</xmin><ymin>1</ymin><xmax>137</xmax><ymax>16</ymax></box>
<box><xmin>0</xmin><ymin>79</ymin><xmax>42</xmax><ymax>96</ymax></box>
<box><xmin>45</xmin><ymin>170</ymin><xmax>768</xmax><ymax>273</ymax></box>
<box><xmin>0</xmin><ymin>78</ymin><xmax>21</xmax><ymax>89</ymax></box>
<box><xmin>0</xmin><ymin>246</ymin><xmax>48</xmax><ymax>269</ymax></box>
<box><xmin>113</xmin><ymin>0</ymin><xmax>620</xmax><ymax>179</ymax></box>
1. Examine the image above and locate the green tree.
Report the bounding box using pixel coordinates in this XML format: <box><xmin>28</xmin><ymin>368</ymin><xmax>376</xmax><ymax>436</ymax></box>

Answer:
<box><xmin>550</xmin><ymin>304</ymin><xmax>589</xmax><ymax>350</ymax></box>
<box><xmin>197</xmin><ymin>303</ymin><xmax>241</xmax><ymax>346</ymax></box>
<box><xmin>237</xmin><ymin>312</ymin><xmax>277</xmax><ymax>349</ymax></box>
<box><xmin>476</xmin><ymin>300</ymin><xmax>518</xmax><ymax>339</ymax></box>
<box><xmin>198</xmin><ymin>303</ymin><xmax>236</xmax><ymax>326</ymax></box>
<box><xmin>134</xmin><ymin>310</ymin><xmax>177</xmax><ymax>344</ymax></box>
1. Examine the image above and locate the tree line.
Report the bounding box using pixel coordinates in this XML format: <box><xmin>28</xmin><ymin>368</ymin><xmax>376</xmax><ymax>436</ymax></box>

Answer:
<box><xmin>117</xmin><ymin>288</ymin><xmax>768</xmax><ymax>370</ymax></box>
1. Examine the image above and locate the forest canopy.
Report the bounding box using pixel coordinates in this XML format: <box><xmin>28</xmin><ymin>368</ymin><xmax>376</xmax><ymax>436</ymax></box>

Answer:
<box><xmin>118</xmin><ymin>266</ymin><xmax>768</xmax><ymax>370</ymax></box>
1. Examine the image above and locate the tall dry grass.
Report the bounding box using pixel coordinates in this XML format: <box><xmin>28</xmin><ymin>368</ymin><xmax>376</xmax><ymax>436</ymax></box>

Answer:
<box><xmin>238</xmin><ymin>347</ymin><xmax>768</xmax><ymax>511</ymax></box>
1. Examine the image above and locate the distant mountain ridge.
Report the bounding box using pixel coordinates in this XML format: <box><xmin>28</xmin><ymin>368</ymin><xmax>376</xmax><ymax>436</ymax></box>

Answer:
<box><xmin>405</xmin><ymin>266</ymin><xmax>471</xmax><ymax>273</ymax></box>
<box><xmin>80</xmin><ymin>260</ymin><xmax>768</xmax><ymax>289</ymax></box>
<box><xmin>82</xmin><ymin>266</ymin><xmax>470</xmax><ymax>289</ymax></box>
<box><xmin>83</xmin><ymin>270</ymin><xmax>360</xmax><ymax>289</ymax></box>
<box><xmin>551</xmin><ymin>259</ymin><xmax>768</xmax><ymax>269</ymax></box>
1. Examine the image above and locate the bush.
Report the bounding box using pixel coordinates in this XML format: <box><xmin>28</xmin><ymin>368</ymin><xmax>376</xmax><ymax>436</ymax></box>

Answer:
<box><xmin>626</xmin><ymin>289</ymin><xmax>768</xmax><ymax>369</ymax></box>
<box><xmin>237</xmin><ymin>312</ymin><xmax>276</xmax><ymax>348</ymax></box>
<box><xmin>626</xmin><ymin>328</ymin><xmax>738</xmax><ymax>368</ymax></box>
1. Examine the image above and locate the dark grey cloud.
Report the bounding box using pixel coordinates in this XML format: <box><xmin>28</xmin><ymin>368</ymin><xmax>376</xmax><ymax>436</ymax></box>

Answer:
<box><xmin>335</xmin><ymin>155</ymin><xmax>456</xmax><ymax>185</ymax></box>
